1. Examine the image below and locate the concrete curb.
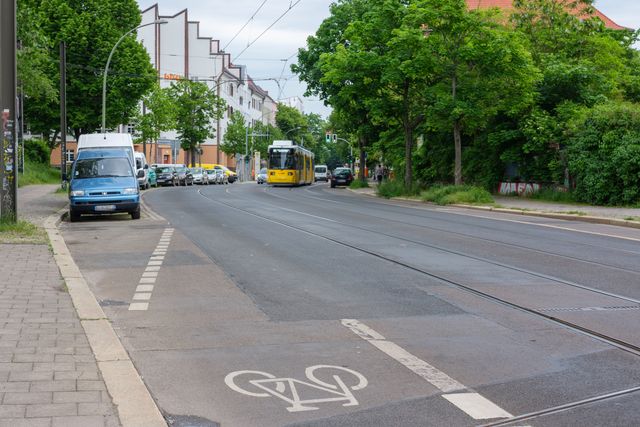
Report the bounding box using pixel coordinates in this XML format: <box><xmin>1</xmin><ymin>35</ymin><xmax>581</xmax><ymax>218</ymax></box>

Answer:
<box><xmin>346</xmin><ymin>188</ymin><xmax>640</xmax><ymax>229</ymax></box>
<box><xmin>44</xmin><ymin>208</ymin><xmax>167</xmax><ymax>427</ymax></box>
<box><xmin>448</xmin><ymin>204</ymin><xmax>640</xmax><ymax>229</ymax></box>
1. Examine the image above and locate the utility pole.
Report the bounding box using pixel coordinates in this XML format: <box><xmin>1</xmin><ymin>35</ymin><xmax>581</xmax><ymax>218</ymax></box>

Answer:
<box><xmin>0</xmin><ymin>0</ymin><xmax>18</xmax><ymax>221</ymax></box>
<box><xmin>60</xmin><ymin>42</ymin><xmax>67</xmax><ymax>188</ymax></box>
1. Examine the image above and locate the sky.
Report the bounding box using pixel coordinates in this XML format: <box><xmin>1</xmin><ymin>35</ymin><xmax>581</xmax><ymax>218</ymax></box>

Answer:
<box><xmin>135</xmin><ymin>1</ymin><xmax>640</xmax><ymax>119</ymax></box>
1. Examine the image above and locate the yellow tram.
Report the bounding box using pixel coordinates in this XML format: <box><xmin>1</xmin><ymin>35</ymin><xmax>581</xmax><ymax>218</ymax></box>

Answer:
<box><xmin>267</xmin><ymin>140</ymin><xmax>314</xmax><ymax>185</ymax></box>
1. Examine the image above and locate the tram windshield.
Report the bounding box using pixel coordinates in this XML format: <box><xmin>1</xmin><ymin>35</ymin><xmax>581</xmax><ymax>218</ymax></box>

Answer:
<box><xmin>269</xmin><ymin>148</ymin><xmax>295</xmax><ymax>170</ymax></box>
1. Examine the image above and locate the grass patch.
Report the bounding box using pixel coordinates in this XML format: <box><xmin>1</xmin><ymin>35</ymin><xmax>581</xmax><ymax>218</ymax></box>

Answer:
<box><xmin>349</xmin><ymin>179</ymin><xmax>370</xmax><ymax>189</ymax></box>
<box><xmin>18</xmin><ymin>161</ymin><xmax>61</xmax><ymax>187</ymax></box>
<box><xmin>376</xmin><ymin>180</ymin><xmax>423</xmax><ymax>199</ymax></box>
<box><xmin>624</xmin><ymin>216</ymin><xmax>640</xmax><ymax>221</ymax></box>
<box><xmin>0</xmin><ymin>217</ymin><xmax>47</xmax><ymax>244</ymax></box>
<box><xmin>421</xmin><ymin>184</ymin><xmax>494</xmax><ymax>205</ymax></box>
<box><xmin>526</xmin><ymin>187</ymin><xmax>578</xmax><ymax>203</ymax></box>
<box><xmin>561</xmin><ymin>210</ymin><xmax>587</xmax><ymax>216</ymax></box>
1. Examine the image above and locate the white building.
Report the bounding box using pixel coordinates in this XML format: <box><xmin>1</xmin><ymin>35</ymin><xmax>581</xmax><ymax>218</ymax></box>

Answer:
<box><xmin>137</xmin><ymin>5</ymin><xmax>278</xmax><ymax>167</ymax></box>
<box><xmin>278</xmin><ymin>96</ymin><xmax>304</xmax><ymax>114</ymax></box>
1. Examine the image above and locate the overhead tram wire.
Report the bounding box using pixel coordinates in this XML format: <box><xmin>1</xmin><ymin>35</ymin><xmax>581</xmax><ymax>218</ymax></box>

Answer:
<box><xmin>233</xmin><ymin>0</ymin><xmax>303</xmax><ymax>62</ymax></box>
<box><xmin>222</xmin><ymin>0</ymin><xmax>270</xmax><ymax>51</ymax></box>
<box><xmin>276</xmin><ymin>51</ymin><xmax>298</xmax><ymax>99</ymax></box>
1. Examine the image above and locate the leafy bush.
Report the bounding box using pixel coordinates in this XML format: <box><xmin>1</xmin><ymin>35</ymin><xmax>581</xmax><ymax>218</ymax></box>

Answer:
<box><xmin>24</xmin><ymin>139</ymin><xmax>50</xmax><ymax>164</ymax></box>
<box><xmin>421</xmin><ymin>184</ymin><xmax>494</xmax><ymax>205</ymax></box>
<box><xmin>18</xmin><ymin>160</ymin><xmax>61</xmax><ymax>187</ymax></box>
<box><xmin>376</xmin><ymin>179</ymin><xmax>423</xmax><ymax>198</ymax></box>
<box><xmin>349</xmin><ymin>179</ymin><xmax>369</xmax><ymax>189</ymax></box>
<box><xmin>568</xmin><ymin>101</ymin><xmax>640</xmax><ymax>205</ymax></box>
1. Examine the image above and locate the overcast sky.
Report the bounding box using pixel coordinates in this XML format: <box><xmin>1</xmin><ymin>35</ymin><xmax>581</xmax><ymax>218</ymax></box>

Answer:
<box><xmin>135</xmin><ymin>1</ymin><xmax>639</xmax><ymax>118</ymax></box>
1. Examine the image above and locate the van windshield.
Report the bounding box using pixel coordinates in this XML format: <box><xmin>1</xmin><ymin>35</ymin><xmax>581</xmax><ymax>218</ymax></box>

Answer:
<box><xmin>73</xmin><ymin>158</ymin><xmax>133</xmax><ymax>179</ymax></box>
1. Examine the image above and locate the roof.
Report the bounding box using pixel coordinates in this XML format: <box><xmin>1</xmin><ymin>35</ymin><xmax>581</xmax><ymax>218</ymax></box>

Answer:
<box><xmin>466</xmin><ymin>0</ymin><xmax>626</xmax><ymax>30</ymax></box>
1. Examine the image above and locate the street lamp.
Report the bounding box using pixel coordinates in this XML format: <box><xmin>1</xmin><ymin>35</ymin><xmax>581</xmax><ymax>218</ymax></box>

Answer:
<box><xmin>284</xmin><ymin>126</ymin><xmax>302</xmax><ymax>139</ymax></box>
<box><xmin>101</xmin><ymin>19</ymin><xmax>167</xmax><ymax>133</ymax></box>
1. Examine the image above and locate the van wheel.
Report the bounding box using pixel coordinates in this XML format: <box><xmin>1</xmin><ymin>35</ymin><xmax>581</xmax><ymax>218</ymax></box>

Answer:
<box><xmin>69</xmin><ymin>210</ymin><xmax>80</xmax><ymax>222</ymax></box>
<box><xmin>131</xmin><ymin>208</ymin><xmax>141</xmax><ymax>220</ymax></box>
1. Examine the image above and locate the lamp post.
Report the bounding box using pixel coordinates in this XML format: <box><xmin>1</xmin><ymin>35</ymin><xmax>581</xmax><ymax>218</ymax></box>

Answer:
<box><xmin>102</xmin><ymin>19</ymin><xmax>167</xmax><ymax>133</ymax></box>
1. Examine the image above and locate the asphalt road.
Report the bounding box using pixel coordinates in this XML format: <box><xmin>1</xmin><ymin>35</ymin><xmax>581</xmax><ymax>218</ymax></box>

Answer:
<box><xmin>60</xmin><ymin>182</ymin><xmax>640</xmax><ymax>426</ymax></box>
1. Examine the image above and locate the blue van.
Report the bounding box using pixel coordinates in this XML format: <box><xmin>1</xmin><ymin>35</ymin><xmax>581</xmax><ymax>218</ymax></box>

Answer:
<box><xmin>68</xmin><ymin>149</ymin><xmax>143</xmax><ymax>222</ymax></box>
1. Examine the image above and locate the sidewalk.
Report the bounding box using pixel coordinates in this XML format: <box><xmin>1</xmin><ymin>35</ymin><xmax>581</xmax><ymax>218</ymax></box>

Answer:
<box><xmin>349</xmin><ymin>185</ymin><xmax>640</xmax><ymax>227</ymax></box>
<box><xmin>0</xmin><ymin>185</ymin><xmax>120</xmax><ymax>427</ymax></box>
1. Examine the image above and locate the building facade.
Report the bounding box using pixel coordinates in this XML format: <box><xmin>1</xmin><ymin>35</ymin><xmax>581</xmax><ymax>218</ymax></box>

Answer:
<box><xmin>136</xmin><ymin>4</ymin><xmax>278</xmax><ymax>168</ymax></box>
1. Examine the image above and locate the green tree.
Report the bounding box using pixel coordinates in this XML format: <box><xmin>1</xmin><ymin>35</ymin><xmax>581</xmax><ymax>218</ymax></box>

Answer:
<box><xmin>275</xmin><ymin>104</ymin><xmax>307</xmax><ymax>143</ymax></box>
<box><xmin>413</xmin><ymin>0</ymin><xmax>539</xmax><ymax>185</ymax></box>
<box><xmin>221</xmin><ymin>111</ymin><xmax>248</xmax><ymax>157</ymax></box>
<box><xmin>168</xmin><ymin>79</ymin><xmax>225</xmax><ymax>167</ymax></box>
<box><xmin>24</xmin><ymin>0</ymin><xmax>157</xmax><ymax>142</ymax></box>
<box><xmin>134</xmin><ymin>84</ymin><xmax>175</xmax><ymax>161</ymax></box>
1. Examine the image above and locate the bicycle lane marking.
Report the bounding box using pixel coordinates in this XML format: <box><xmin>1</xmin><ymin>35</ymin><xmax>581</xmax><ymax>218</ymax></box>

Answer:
<box><xmin>341</xmin><ymin>319</ymin><xmax>514</xmax><ymax>420</ymax></box>
<box><xmin>129</xmin><ymin>227</ymin><xmax>174</xmax><ymax>311</ymax></box>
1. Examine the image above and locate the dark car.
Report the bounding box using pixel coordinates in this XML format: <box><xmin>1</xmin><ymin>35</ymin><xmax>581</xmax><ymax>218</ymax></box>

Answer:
<box><xmin>330</xmin><ymin>167</ymin><xmax>354</xmax><ymax>188</ymax></box>
<box><xmin>154</xmin><ymin>166</ymin><xmax>177</xmax><ymax>186</ymax></box>
<box><xmin>175</xmin><ymin>166</ymin><xmax>194</xmax><ymax>186</ymax></box>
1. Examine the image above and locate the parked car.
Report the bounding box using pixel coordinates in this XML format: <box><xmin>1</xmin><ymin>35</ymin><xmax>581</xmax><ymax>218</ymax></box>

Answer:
<box><xmin>215</xmin><ymin>169</ymin><xmax>228</xmax><ymax>185</ymax></box>
<box><xmin>314</xmin><ymin>165</ymin><xmax>329</xmax><ymax>182</ymax></box>
<box><xmin>189</xmin><ymin>167</ymin><xmax>209</xmax><ymax>185</ymax></box>
<box><xmin>147</xmin><ymin>167</ymin><xmax>158</xmax><ymax>187</ymax></box>
<box><xmin>134</xmin><ymin>152</ymin><xmax>150</xmax><ymax>189</ymax></box>
<box><xmin>68</xmin><ymin>149</ymin><xmax>142</xmax><ymax>221</ymax></box>
<box><xmin>174</xmin><ymin>166</ymin><xmax>194</xmax><ymax>186</ymax></box>
<box><xmin>155</xmin><ymin>166</ymin><xmax>177</xmax><ymax>186</ymax></box>
<box><xmin>330</xmin><ymin>167</ymin><xmax>354</xmax><ymax>188</ymax></box>
<box><xmin>256</xmin><ymin>167</ymin><xmax>268</xmax><ymax>184</ymax></box>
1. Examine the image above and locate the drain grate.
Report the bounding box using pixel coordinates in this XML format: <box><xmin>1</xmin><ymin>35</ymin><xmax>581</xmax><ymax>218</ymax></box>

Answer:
<box><xmin>538</xmin><ymin>306</ymin><xmax>640</xmax><ymax>313</ymax></box>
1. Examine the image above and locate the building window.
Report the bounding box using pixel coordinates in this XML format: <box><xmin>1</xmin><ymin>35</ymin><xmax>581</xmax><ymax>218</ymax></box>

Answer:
<box><xmin>126</xmin><ymin>123</ymin><xmax>135</xmax><ymax>135</ymax></box>
<box><xmin>239</xmin><ymin>96</ymin><xmax>243</xmax><ymax>105</ymax></box>
<box><xmin>228</xmin><ymin>106</ymin><xmax>234</xmax><ymax>118</ymax></box>
<box><xmin>229</xmin><ymin>84</ymin><xmax>234</xmax><ymax>97</ymax></box>
<box><xmin>65</xmin><ymin>149</ymin><xmax>75</xmax><ymax>163</ymax></box>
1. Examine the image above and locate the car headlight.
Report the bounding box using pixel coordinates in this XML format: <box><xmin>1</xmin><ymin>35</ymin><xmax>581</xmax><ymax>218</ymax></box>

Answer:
<box><xmin>122</xmin><ymin>188</ymin><xmax>138</xmax><ymax>195</ymax></box>
<box><xmin>70</xmin><ymin>190</ymin><xmax>85</xmax><ymax>197</ymax></box>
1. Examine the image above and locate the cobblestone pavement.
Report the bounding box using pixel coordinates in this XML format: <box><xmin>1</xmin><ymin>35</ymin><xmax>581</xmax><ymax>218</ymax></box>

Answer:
<box><xmin>0</xmin><ymin>185</ymin><xmax>120</xmax><ymax>427</ymax></box>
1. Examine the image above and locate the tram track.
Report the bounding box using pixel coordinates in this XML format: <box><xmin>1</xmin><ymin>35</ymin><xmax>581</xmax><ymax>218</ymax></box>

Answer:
<box><xmin>253</xmin><ymin>186</ymin><xmax>640</xmax><ymax>305</ymax></box>
<box><xmin>195</xmin><ymin>186</ymin><xmax>640</xmax><ymax>423</ymax></box>
<box><xmin>198</xmin><ymin>187</ymin><xmax>640</xmax><ymax>357</ymax></box>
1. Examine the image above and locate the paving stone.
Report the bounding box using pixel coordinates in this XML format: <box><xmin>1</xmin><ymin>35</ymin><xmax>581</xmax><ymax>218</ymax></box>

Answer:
<box><xmin>52</xmin><ymin>415</ymin><xmax>104</xmax><ymax>427</ymax></box>
<box><xmin>26</xmin><ymin>403</ymin><xmax>77</xmax><ymax>417</ymax></box>
<box><xmin>0</xmin><ymin>418</ymin><xmax>51</xmax><ymax>427</ymax></box>
<box><xmin>0</xmin><ymin>382</ymin><xmax>29</xmax><ymax>392</ymax></box>
<box><xmin>78</xmin><ymin>402</ymin><xmax>115</xmax><ymax>416</ymax></box>
<box><xmin>3</xmin><ymin>392</ymin><xmax>52</xmax><ymax>404</ymax></box>
<box><xmin>53</xmin><ymin>391</ymin><xmax>101</xmax><ymax>404</ymax></box>
<box><xmin>29</xmin><ymin>380</ymin><xmax>76</xmax><ymax>392</ymax></box>
<box><xmin>77</xmin><ymin>380</ymin><xmax>106</xmax><ymax>392</ymax></box>
<box><xmin>9</xmin><ymin>371</ymin><xmax>54</xmax><ymax>382</ymax></box>
<box><xmin>0</xmin><ymin>404</ymin><xmax>25</xmax><ymax>418</ymax></box>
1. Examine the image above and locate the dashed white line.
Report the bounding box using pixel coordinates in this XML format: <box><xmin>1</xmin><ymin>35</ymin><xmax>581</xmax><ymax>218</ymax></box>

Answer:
<box><xmin>128</xmin><ymin>228</ymin><xmax>173</xmax><ymax>311</ymax></box>
<box><xmin>341</xmin><ymin>319</ymin><xmax>513</xmax><ymax>421</ymax></box>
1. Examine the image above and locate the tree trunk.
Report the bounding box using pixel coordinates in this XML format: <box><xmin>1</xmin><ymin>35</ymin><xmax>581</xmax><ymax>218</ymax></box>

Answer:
<box><xmin>453</xmin><ymin>120</ymin><xmax>462</xmax><ymax>186</ymax></box>
<box><xmin>358</xmin><ymin>136</ymin><xmax>366</xmax><ymax>181</ymax></box>
<box><xmin>404</xmin><ymin>124</ymin><xmax>413</xmax><ymax>187</ymax></box>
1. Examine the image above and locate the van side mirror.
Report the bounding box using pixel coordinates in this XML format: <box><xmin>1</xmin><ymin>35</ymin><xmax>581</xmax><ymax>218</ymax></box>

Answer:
<box><xmin>137</xmin><ymin>169</ymin><xmax>145</xmax><ymax>178</ymax></box>
<box><xmin>144</xmin><ymin>164</ymin><xmax>149</xmax><ymax>169</ymax></box>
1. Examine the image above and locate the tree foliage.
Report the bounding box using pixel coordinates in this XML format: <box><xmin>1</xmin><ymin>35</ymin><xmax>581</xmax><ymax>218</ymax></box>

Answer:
<box><xmin>168</xmin><ymin>79</ymin><xmax>226</xmax><ymax>167</ymax></box>
<box><xmin>295</xmin><ymin>0</ymin><xmax>640</xmax><ymax>205</ymax></box>
<box><xmin>134</xmin><ymin>83</ymin><xmax>175</xmax><ymax>160</ymax></box>
<box><xmin>19</xmin><ymin>0</ymin><xmax>157</xmax><ymax>143</ymax></box>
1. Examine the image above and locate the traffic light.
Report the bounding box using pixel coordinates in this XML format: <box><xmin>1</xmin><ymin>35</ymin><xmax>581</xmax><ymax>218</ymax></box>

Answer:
<box><xmin>325</xmin><ymin>132</ymin><xmax>331</xmax><ymax>143</ymax></box>
<box><xmin>332</xmin><ymin>134</ymin><xmax>337</xmax><ymax>142</ymax></box>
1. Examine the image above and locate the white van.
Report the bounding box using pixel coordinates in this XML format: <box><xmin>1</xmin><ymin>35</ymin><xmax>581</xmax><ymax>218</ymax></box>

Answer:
<box><xmin>77</xmin><ymin>133</ymin><xmax>135</xmax><ymax>170</ymax></box>
<box><xmin>314</xmin><ymin>165</ymin><xmax>329</xmax><ymax>182</ymax></box>
<box><xmin>134</xmin><ymin>152</ymin><xmax>149</xmax><ymax>189</ymax></box>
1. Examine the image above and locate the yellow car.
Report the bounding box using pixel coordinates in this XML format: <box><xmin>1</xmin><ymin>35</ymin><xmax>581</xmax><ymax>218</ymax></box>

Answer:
<box><xmin>201</xmin><ymin>164</ymin><xmax>237</xmax><ymax>183</ymax></box>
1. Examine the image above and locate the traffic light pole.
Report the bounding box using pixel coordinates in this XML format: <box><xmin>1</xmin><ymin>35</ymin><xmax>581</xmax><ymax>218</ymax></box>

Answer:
<box><xmin>0</xmin><ymin>0</ymin><xmax>18</xmax><ymax>222</ymax></box>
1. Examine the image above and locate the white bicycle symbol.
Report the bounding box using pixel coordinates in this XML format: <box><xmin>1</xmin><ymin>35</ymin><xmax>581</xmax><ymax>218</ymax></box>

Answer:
<box><xmin>224</xmin><ymin>365</ymin><xmax>368</xmax><ymax>412</ymax></box>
